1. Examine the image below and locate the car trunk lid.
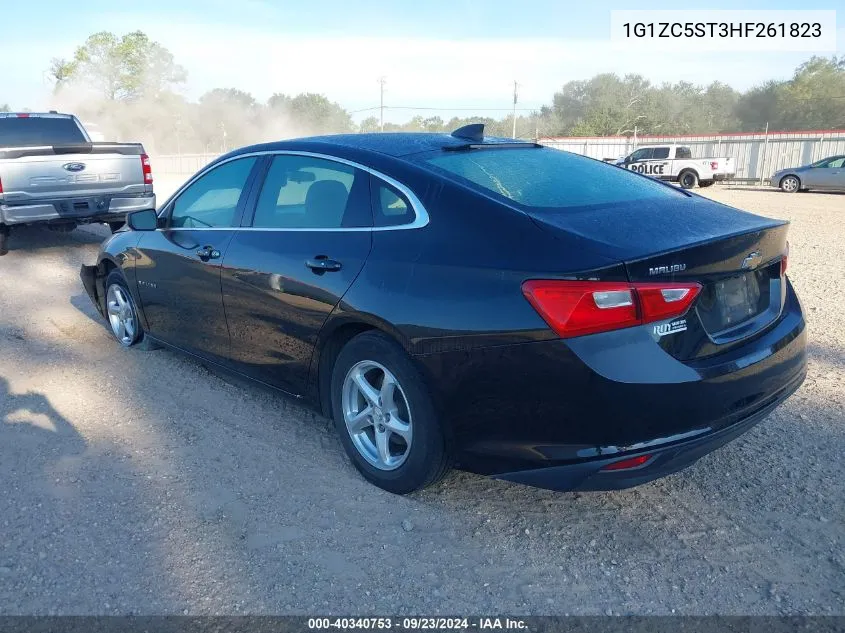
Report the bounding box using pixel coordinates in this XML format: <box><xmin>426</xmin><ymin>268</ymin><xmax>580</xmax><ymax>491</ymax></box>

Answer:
<box><xmin>527</xmin><ymin>196</ymin><xmax>789</xmax><ymax>359</ymax></box>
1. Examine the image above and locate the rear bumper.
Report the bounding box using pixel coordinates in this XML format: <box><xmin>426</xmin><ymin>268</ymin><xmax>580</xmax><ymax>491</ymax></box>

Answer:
<box><xmin>414</xmin><ymin>280</ymin><xmax>807</xmax><ymax>491</ymax></box>
<box><xmin>495</xmin><ymin>364</ymin><xmax>804</xmax><ymax>491</ymax></box>
<box><xmin>0</xmin><ymin>193</ymin><xmax>155</xmax><ymax>226</ymax></box>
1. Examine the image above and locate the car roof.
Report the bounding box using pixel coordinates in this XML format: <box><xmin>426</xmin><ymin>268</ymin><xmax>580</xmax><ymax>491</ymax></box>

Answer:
<box><xmin>231</xmin><ymin>132</ymin><xmax>529</xmax><ymax>159</ymax></box>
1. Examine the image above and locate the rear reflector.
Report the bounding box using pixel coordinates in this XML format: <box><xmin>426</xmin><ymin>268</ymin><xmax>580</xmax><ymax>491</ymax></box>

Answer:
<box><xmin>16</xmin><ymin>113</ymin><xmax>30</xmax><ymax>118</ymax></box>
<box><xmin>600</xmin><ymin>454</ymin><xmax>652</xmax><ymax>471</ymax></box>
<box><xmin>522</xmin><ymin>280</ymin><xmax>702</xmax><ymax>338</ymax></box>
<box><xmin>140</xmin><ymin>153</ymin><xmax>153</xmax><ymax>184</ymax></box>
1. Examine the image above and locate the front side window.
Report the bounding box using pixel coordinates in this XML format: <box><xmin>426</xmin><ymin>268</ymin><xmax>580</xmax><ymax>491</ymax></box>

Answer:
<box><xmin>170</xmin><ymin>157</ymin><xmax>256</xmax><ymax>228</ymax></box>
<box><xmin>252</xmin><ymin>155</ymin><xmax>369</xmax><ymax>229</ymax></box>
<box><xmin>628</xmin><ymin>148</ymin><xmax>653</xmax><ymax>162</ymax></box>
<box><xmin>824</xmin><ymin>157</ymin><xmax>845</xmax><ymax>168</ymax></box>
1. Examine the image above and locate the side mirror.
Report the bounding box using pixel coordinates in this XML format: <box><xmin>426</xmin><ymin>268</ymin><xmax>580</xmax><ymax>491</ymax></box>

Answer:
<box><xmin>126</xmin><ymin>208</ymin><xmax>158</xmax><ymax>231</ymax></box>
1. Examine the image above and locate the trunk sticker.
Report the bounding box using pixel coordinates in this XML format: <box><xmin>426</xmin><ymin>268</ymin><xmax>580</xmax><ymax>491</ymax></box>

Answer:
<box><xmin>654</xmin><ymin>319</ymin><xmax>687</xmax><ymax>337</ymax></box>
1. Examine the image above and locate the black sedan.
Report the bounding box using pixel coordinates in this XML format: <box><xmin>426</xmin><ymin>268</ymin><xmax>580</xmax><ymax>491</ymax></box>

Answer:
<box><xmin>81</xmin><ymin>125</ymin><xmax>807</xmax><ymax>494</ymax></box>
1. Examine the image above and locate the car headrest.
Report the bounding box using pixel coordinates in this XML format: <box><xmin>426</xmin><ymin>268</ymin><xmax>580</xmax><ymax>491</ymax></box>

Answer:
<box><xmin>305</xmin><ymin>180</ymin><xmax>349</xmax><ymax>227</ymax></box>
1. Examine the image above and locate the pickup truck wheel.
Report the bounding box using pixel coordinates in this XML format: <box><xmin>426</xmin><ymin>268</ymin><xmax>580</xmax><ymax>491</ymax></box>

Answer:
<box><xmin>108</xmin><ymin>221</ymin><xmax>125</xmax><ymax>233</ymax></box>
<box><xmin>104</xmin><ymin>270</ymin><xmax>158</xmax><ymax>350</ymax></box>
<box><xmin>699</xmin><ymin>180</ymin><xmax>715</xmax><ymax>188</ymax></box>
<box><xmin>780</xmin><ymin>175</ymin><xmax>801</xmax><ymax>193</ymax></box>
<box><xmin>679</xmin><ymin>170</ymin><xmax>699</xmax><ymax>189</ymax></box>
<box><xmin>0</xmin><ymin>226</ymin><xmax>9</xmax><ymax>256</ymax></box>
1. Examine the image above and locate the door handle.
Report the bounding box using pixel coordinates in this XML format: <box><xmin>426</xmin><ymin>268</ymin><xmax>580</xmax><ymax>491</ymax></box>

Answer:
<box><xmin>306</xmin><ymin>256</ymin><xmax>342</xmax><ymax>273</ymax></box>
<box><xmin>196</xmin><ymin>245</ymin><xmax>221</xmax><ymax>261</ymax></box>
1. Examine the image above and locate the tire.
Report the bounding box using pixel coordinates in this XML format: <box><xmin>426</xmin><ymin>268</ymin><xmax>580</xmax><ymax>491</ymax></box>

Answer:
<box><xmin>103</xmin><ymin>270</ymin><xmax>158</xmax><ymax>350</ymax></box>
<box><xmin>780</xmin><ymin>175</ymin><xmax>801</xmax><ymax>193</ymax></box>
<box><xmin>330</xmin><ymin>331</ymin><xmax>450</xmax><ymax>494</ymax></box>
<box><xmin>679</xmin><ymin>170</ymin><xmax>699</xmax><ymax>189</ymax></box>
<box><xmin>108</xmin><ymin>221</ymin><xmax>125</xmax><ymax>233</ymax></box>
<box><xmin>0</xmin><ymin>227</ymin><xmax>8</xmax><ymax>257</ymax></box>
<box><xmin>699</xmin><ymin>180</ymin><xmax>715</xmax><ymax>188</ymax></box>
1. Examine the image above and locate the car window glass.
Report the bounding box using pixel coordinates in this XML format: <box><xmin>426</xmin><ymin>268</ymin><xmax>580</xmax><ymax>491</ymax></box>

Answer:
<box><xmin>629</xmin><ymin>148</ymin><xmax>652</xmax><ymax>161</ymax></box>
<box><xmin>652</xmin><ymin>147</ymin><xmax>670</xmax><ymax>159</ymax></box>
<box><xmin>372</xmin><ymin>180</ymin><xmax>414</xmax><ymax>227</ymax></box>
<box><xmin>424</xmin><ymin>147</ymin><xmax>686</xmax><ymax>209</ymax></box>
<box><xmin>253</xmin><ymin>155</ymin><xmax>368</xmax><ymax>229</ymax></box>
<box><xmin>170</xmin><ymin>157</ymin><xmax>256</xmax><ymax>228</ymax></box>
<box><xmin>826</xmin><ymin>157</ymin><xmax>845</xmax><ymax>168</ymax></box>
<box><xmin>675</xmin><ymin>147</ymin><xmax>692</xmax><ymax>159</ymax></box>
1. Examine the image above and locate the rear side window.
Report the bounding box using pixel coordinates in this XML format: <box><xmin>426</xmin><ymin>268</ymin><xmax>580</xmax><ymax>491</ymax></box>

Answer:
<box><xmin>371</xmin><ymin>178</ymin><xmax>415</xmax><ymax>227</ymax></box>
<box><xmin>423</xmin><ymin>147</ymin><xmax>685</xmax><ymax>210</ymax></box>
<box><xmin>170</xmin><ymin>157</ymin><xmax>256</xmax><ymax>228</ymax></box>
<box><xmin>675</xmin><ymin>147</ymin><xmax>693</xmax><ymax>159</ymax></box>
<box><xmin>0</xmin><ymin>117</ymin><xmax>87</xmax><ymax>146</ymax></box>
<box><xmin>252</xmin><ymin>155</ymin><xmax>370</xmax><ymax>229</ymax></box>
<box><xmin>652</xmin><ymin>147</ymin><xmax>670</xmax><ymax>159</ymax></box>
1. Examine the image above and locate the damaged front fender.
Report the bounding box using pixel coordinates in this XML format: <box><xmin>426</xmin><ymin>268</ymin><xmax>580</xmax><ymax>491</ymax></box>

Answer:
<box><xmin>80</xmin><ymin>264</ymin><xmax>106</xmax><ymax>317</ymax></box>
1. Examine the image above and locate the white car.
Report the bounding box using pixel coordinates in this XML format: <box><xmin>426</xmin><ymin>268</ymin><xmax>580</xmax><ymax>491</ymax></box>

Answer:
<box><xmin>616</xmin><ymin>144</ymin><xmax>736</xmax><ymax>189</ymax></box>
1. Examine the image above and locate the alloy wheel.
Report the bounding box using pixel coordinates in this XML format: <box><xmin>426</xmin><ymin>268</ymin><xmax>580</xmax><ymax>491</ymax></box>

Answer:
<box><xmin>106</xmin><ymin>284</ymin><xmax>138</xmax><ymax>346</ymax></box>
<box><xmin>341</xmin><ymin>360</ymin><xmax>413</xmax><ymax>470</ymax></box>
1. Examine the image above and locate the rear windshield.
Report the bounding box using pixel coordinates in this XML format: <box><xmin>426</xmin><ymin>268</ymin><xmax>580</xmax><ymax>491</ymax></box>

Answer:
<box><xmin>0</xmin><ymin>117</ymin><xmax>87</xmax><ymax>146</ymax></box>
<box><xmin>423</xmin><ymin>147</ymin><xmax>684</xmax><ymax>210</ymax></box>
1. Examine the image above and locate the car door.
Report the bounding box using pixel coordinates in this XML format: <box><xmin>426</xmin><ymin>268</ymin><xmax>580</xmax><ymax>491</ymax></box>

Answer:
<box><xmin>815</xmin><ymin>156</ymin><xmax>845</xmax><ymax>189</ymax></box>
<box><xmin>134</xmin><ymin>156</ymin><xmax>259</xmax><ymax>362</ymax></box>
<box><xmin>220</xmin><ymin>153</ymin><xmax>373</xmax><ymax>396</ymax></box>
<box><xmin>641</xmin><ymin>146</ymin><xmax>671</xmax><ymax>179</ymax></box>
<box><xmin>624</xmin><ymin>148</ymin><xmax>654</xmax><ymax>175</ymax></box>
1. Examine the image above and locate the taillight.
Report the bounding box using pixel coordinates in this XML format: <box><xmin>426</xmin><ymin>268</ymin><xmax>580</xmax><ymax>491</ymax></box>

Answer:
<box><xmin>0</xmin><ymin>175</ymin><xmax>3</xmax><ymax>195</ymax></box>
<box><xmin>522</xmin><ymin>280</ymin><xmax>702</xmax><ymax>338</ymax></box>
<box><xmin>16</xmin><ymin>113</ymin><xmax>30</xmax><ymax>118</ymax></box>
<box><xmin>781</xmin><ymin>241</ymin><xmax>789</xmax><ymax>276</ymax></box>
<box><xmin>710</xmin><ymin>161</ymin><xmax>719</xmax><ymax>170</ymax></box>
<box><xmin>141</xmin><ymin>153</ymin><xmax>153</xmax><ymax>184</ymax></box>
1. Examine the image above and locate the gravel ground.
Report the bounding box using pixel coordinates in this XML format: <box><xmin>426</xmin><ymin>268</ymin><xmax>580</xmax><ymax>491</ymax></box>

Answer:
<box><xmin>0</xmin><ymin>184</ymin><xmax>842</xmax><ymax>616</ymax></box>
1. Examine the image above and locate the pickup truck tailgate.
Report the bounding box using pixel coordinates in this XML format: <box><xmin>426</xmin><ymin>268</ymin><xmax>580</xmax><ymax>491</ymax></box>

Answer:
<box><xmin>0</xmin><ymin>146</ymin><xmax>149</xmax><ymax>203</ymax></box>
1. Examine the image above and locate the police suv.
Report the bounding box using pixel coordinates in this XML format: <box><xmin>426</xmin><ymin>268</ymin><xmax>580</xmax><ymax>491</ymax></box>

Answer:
<box><xmin>615</xmin><ymin>144</ymin><xmax>736</xmax><ymax>189</ymax></box>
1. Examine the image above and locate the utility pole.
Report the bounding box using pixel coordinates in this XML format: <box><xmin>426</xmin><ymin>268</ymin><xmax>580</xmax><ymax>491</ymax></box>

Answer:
<box><xmin>512</xmin><ymin>80</ymin><xmax>519</xmax><ymax>139</ymax></box>
<box><xmin>378</xmin><ymin>76</ymin><xmax>387</xmax><ymax>132</ymax></box>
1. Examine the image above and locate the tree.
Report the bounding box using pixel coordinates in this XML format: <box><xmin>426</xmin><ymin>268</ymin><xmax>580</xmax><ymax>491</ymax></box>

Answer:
<box><xmin>0</xmin><ymin>104</ymin><xmax>9</xmax><ymax>112</ymax></box>
<box><xmin>50</xmin><ymin>31</ymin><xmax>186</xmax><ymax>101</ymax></box>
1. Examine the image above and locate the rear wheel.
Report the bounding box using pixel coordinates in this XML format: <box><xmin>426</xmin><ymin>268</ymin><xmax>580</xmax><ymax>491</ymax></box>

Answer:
<box><xmin>108</xmin><ymin>221</ymin><xmax>125</xmax><ymax>233</ymax></box>
<box><xmin>330</xmin><ymin>331</ymin><xmax>450</xmax><ymax>494</ymax></box>
<box><xmin>104</xmin><ymin>270</ymin><xmax>158</xmax><ymax>350</ymax></box>
<box><xmin>780</xmin><ymin>175</ymin><xmax>801</xmax><ymax>193</ymax></box>
<box><xmin>679</xmin><ymin>170</ymin><xmax>699</xmax><ymax>189</ymax></box>
<box><xmin>0</xmin><ymin>226</ymin><xmax>8</xmax><ymax>256</ymax></box>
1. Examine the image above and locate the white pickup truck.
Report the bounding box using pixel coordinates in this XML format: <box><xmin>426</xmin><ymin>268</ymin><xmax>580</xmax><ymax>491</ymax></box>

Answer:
<box><xmin>0</xmin><ymin>112</ymin><xmax>154</xmax><ymax>255</ymax></box>
<box><xmin>615</xmin><ymin>144</ymin><xmax>736</xmax><ymax>189</ymax></box>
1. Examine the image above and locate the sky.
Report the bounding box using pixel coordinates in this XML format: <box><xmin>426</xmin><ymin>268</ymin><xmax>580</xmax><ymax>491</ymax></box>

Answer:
<box><xmin>2</xmin><ymin>0</ymin><xmax>844</xmax><ymax>123</ymax></box>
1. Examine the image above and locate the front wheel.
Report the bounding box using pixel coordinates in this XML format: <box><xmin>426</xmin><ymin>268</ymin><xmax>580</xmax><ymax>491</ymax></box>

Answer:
<box><xmin>780</xmin><ymin>175</ymin><xmax>801</xmax><ymax>193</ymax></box>
<box><xmin>679</xmin><ymin>170</ymin><xmax>699</xmax><ymax>189</ymax></box>
<box><xmin>330</xmin><ymin>331</ymin><xmax>450</xmax><ymax>494</ymax></box>
<box><xmin>104</xmin><ymin>270</ymin><xmax>158</xmax><ymax>350</ymax></box>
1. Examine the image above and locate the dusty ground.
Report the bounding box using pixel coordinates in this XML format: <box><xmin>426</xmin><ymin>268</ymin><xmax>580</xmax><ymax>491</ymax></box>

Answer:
<box><xmin>0</xmin><ymin>184</ymin><xmax>842</xmax><ymax>616</ymax></box>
